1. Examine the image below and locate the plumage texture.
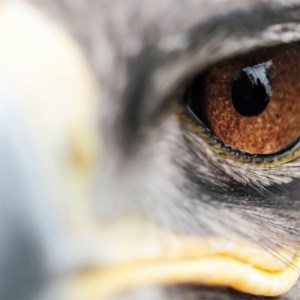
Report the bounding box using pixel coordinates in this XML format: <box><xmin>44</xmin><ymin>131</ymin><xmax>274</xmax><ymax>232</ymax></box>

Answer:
<box><xmin>33</xmin><ymin>0</ymin><xmax>300</xmax><ymax>299</ymax></box>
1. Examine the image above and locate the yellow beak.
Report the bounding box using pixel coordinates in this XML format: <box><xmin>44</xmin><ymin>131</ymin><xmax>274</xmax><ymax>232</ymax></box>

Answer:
<box><xmin>67</xmin><ymin>229</ymin><xmax>299</xmax><ymax>299</ymax></box>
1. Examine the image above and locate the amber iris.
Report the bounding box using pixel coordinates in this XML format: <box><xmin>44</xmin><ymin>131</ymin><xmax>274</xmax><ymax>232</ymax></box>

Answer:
<box><xmin>187</xmin><ymin>43</ymin><xmax>300</xmax><ymax>155</ymax></box>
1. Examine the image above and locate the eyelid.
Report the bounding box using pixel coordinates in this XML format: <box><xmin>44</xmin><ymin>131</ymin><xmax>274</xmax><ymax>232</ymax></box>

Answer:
<box><xmin>156</xmin><ymin>33</ymin><xmax>300</xmax><ymax>116</ymax></box>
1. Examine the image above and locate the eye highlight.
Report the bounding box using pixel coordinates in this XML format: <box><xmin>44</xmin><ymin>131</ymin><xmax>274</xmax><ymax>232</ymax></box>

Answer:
<box><xmin>231</xmin><ymin>60</ymin><xmax>272</xmax><ymax>117</ymax></box>
<box><xmin>184</xmin><ymin>43</ymin><xmax>300</xmax><ymax>157</ymax></box>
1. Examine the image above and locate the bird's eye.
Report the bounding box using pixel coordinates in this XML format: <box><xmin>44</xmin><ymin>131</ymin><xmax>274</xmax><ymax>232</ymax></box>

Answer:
<box><xmin>183</xmin><ymin>43</ymin><xmax>300</xmax><ymax>162</ymax></box>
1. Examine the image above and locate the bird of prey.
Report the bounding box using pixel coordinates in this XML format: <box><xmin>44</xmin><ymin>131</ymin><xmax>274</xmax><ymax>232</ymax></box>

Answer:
<box><xmin>1</xmin><ymin>0</ymin><xmax>300</xmax><ymax>299</ymax></box>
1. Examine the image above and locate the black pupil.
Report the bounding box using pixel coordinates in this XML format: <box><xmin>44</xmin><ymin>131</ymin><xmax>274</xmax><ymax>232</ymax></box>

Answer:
<box><xmin>231</xmin><ymin>61</ymin><xmax>272</xmax><ymax>117</ymax></box>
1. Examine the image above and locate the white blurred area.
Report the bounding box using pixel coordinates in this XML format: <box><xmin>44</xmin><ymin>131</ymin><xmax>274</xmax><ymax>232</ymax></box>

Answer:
<box><xmin>0</xmin><ymin>1</ymin><xmax>100</xmax><ymax>299</ymax></box>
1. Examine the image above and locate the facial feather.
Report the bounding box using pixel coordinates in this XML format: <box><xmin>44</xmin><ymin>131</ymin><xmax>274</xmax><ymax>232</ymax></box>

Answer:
<box><xmin>23</xmin><ymin>0</ymin><xmax>300</xmax><ymax>299</ymax></box>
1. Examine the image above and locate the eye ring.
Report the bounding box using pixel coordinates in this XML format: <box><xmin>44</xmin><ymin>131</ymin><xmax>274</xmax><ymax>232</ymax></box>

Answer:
<box><xmin>183</xmin><ymin>103</ymin><xmax>300</xmax><ymax>166</ymax></box>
